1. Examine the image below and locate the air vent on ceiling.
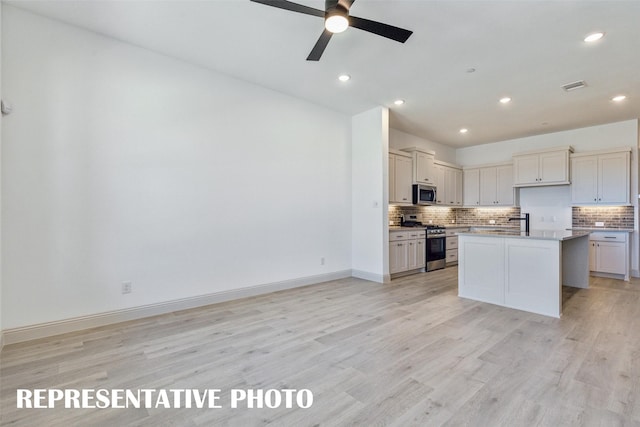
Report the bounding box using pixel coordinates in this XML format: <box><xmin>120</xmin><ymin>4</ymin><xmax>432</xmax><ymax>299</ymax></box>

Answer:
<box><xmin>562</xmin><ymin>80</ymin><xmax>587</xmax><ymax>92</ymax></box>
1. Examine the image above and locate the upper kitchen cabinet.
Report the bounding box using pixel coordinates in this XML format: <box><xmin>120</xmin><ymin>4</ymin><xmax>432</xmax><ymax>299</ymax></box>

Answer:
<box><xmin>400</xmin><ymin>148</ymin><xmax>436</xmax><ymax>185</ymax></box>
<box><xmin>463</xmin><ymin>168</ymin><xmax>480</xmax><ymax>206</ymax></box>
<box><xmin>513</xmin><ymin>147</ymin><xmax>573</xmax><ymax>187</ymax></box>
<box><xmin>434</xmin><ymin>160</ymin><xmax>463</xmax><ymax>206</ymax></box>
<box><xmin>570</xmin><ymin>148</ymin><xmax>631</xmax><ymax>206</ymax></box>
<box><xmin>389</xmin><ymin>150</ymin><xmax>413</xmax><ymax>205</ymax></box>
<box><xmin>464</xmin><ymin>163</ymin><xmax>514</xmax><ymax>206</ymax></box>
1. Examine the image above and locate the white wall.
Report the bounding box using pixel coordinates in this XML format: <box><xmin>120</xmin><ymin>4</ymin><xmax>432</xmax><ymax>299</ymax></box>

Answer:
<box><xmin>1</xmin><ymin>6</ymin><xmax>352</xmax><ymax>329</ymax></box>
<box><xmin>352</xmin><ymin>107</ymin><xmax>389</xmax><ymax>282</ymax></box>
<box><xmin>390</xmin><ymin>128</ymin><xmax>457</xmax><ymax>164</ymax></box>
<box><xmin>0</xmin><ymin>2</ymin><xmax>3</xmax><ymax>344</ymax></box>
<box><xmin>457</xmin><ymin>120</ymin><xmax>640</xmax><ymax>274</ymax></box>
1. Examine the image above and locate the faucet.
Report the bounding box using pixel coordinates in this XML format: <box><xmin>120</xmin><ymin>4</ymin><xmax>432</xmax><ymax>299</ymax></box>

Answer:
<box><xmin>508</xmin><ymin>213</ymin><xmax>530</xmax><ymax>233</ymax></box>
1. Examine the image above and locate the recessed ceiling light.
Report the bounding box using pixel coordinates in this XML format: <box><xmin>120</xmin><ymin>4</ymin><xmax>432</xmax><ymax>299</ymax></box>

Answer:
<box><xmin>612</xmin><ymin>95</ymin><xmax>627</xmax><ymax>102</ymax></box>
<box><xmin>584</xmin><ymin>32</ymin><xmax>604</xmax><ymax>43</ymax></box>
<box><xmin>394</xmin><ymin>99</ymin><xmax>405</xmax><ymax>105</ymax></box>
<box><xmin>499</xmin><ymin>97</ymin><xmax>512</xmax><ymax>104</ymax></box>
<box><xmin>459</xmin><ymin>128</ymin><xmax>468</xmax><ymax>134</ymax></box>
<box><xmin>338</xmin><ymin>74</ymin><xmax>350</xmax><ymax>82</ymax></box>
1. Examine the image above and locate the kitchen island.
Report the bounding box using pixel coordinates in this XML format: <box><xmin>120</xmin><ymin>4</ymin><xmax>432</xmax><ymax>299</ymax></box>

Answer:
<box><xmin>457</xmin><ymin>230</ymin><xmax>591</xmax><ymax>318</ymax></box>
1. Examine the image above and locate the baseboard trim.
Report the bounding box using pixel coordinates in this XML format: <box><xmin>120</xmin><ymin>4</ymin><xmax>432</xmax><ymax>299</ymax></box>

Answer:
<box><xmin>2</xmin><ymin>269</ymin><xmax>352</xmax><ymax>346</ymax></box>
<box><xmin>351</xmin><ymin>269</ymin><xmax>385</xmax><ymax>283</ymax></box>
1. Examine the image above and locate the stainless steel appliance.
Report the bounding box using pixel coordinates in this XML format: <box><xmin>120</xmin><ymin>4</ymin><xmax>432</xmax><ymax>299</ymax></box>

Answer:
<box><xmin>425</xmin><ymin>225</ymin><xmax>446</xmax><ymax>271</ymax></box>
<box><xmin>412</xmin><ymin>184</ymin><xmax>437</xmax><ymax>205</ymax></box>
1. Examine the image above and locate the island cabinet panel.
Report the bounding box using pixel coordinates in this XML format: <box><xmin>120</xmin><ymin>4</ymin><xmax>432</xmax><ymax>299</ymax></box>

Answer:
<box><xmin>504</xmin><ymin>239</ymin><xmax>561</xmax><ymax>317</ymax></box>
<box><xmin>458</xmin><ymin>231</ymin><xmax>589</xmax><ymax>318</ymax></box>
<box><xmin>458</xmin><ymin>236</ymin><xmax>505</xmax><ymax>305</ymax></box>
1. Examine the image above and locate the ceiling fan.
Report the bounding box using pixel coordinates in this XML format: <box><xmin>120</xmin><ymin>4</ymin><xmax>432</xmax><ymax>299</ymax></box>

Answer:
<box><xmin>250</xmin><ymin>0</ymin><xmax>413</xmax><ymax>61</ymax></box>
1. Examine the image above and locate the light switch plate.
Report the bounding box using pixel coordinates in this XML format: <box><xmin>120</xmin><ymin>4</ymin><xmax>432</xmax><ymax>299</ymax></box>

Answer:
<box><xmin>595</xmin><ymin>221</ymin><xmax>605</xmax><ymax>227</ymax></box>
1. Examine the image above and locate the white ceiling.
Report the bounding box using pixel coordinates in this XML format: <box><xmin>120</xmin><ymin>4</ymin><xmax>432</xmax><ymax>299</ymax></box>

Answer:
<box><xmin>6</xmin><ymin>0</ymin><xmax>640</xmax><ymax>147</ymax></box>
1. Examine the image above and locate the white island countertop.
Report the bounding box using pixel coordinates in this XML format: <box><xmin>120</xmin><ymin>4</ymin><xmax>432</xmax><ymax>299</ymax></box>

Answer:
<box><xmin>457</xmin><ymin>229</ymin><xmax>590</xmax><ymax>241</ymax></box>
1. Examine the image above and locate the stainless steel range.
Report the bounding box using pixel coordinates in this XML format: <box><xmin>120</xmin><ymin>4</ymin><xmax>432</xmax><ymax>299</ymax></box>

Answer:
<box><xmin>425</xmin><ymin>225</ymin><xmax>446</xmax><ymax>271</ymax></box>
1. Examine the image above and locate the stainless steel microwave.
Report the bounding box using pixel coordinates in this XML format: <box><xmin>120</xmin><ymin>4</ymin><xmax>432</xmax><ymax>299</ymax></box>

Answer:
<box><xmin>412</xmin><ymin>184</ymin><xmax>437</xmax><ymax>205</ymax></box>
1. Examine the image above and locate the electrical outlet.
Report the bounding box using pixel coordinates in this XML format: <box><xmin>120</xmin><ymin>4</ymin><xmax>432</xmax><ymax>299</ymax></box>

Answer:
<box><xmin>489</xmin><ymin>220</ymin><xmax>496</xmax><ymax>224</ymax></box>
<box><xmin>595</xmin><ymin>221</ymin><xmax>605</xmax><ymax>227</ymax></box>
<box><xmin>121</xmin><ymin>281</ymin><xmax>132</xmax><ymax>294</ymax></box>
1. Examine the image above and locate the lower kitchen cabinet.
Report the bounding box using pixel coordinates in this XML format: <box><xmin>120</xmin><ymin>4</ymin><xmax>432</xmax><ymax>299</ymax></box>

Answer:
<box><xmin>389</xmin><ymin>230</ymin><xmax>426</xmax><ymax>276</ymax></box>
<box><xmin>445</xmin><ymin>227</ymin><xmax>469</xmax><ymax>266</ymax></box>
<box><xmin>589</xmin><ymin>231</ymin><xmax>630</xmax><ymax>281</ymax></box>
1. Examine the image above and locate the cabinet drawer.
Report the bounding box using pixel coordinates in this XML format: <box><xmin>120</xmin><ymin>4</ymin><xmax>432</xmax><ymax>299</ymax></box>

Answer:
<box><xmin>390</xmin><ymin>232</ymin><xmax>409</xmax><ymax>242</ymax></box>
<box><xmin>408</xmin><ymin>231</ymin><xmax>426</xmax><ymax>239</ymax></box>
<box><xmin>445</xmin><ymin>228</ymin><xmax>469</xmax><ymax>236</ymax></box>
<box><xmin>590</xmin><ymin>232</ymin><xmax>627</xmax><ymax>243</ymax></box>
<box><xmin>447</xmin><ymin>236</ymin><xmax>459</xmax><ymax>249</ymax></box>
<box><xmin>390</xmin><ymin>231</ymin><xmax>426</xmax><ymax>242</ymax></box>
<box><xmin>446</xmin><ymin>249</ymin><xmax>458</xmax><ymax>263</ymax></box>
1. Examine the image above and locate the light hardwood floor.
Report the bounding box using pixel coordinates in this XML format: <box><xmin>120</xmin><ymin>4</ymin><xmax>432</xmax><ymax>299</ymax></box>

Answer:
<box><xmin>2</xmin><ymin>268</ymin><xmax>640</xmax><ymax>426</ymax></box>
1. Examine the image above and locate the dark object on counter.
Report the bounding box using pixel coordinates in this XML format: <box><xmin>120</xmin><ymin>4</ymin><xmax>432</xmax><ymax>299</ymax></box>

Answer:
<box><xmin>509</xmin><ymin>213</ymin><xmax>530</xmax><ymax>234</ymax></box>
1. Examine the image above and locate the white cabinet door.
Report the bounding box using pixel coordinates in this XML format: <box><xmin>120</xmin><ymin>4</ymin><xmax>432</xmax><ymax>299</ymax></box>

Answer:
<box><xmin>407</xmin><ymin>239</ymin><xmax>420</xmax><ymax>270</ymax></box>
<box><xmin>389</xmin><ymin>241</ymin><xmax>408</xmax><ymax>274</ymax></box>
<box><xmin>598</xmin><ymin>152</ymin><xmax>629</xmax><ymax>204</ymax></box>
<box><xmin>415</xmin><ymin>239</ymin><xmax>426</xmax><ymax>268</ymax></box>
<box><xmin>496</xmin><ymin>165</ymin><xmax>514</xmax><ymax>206</ymax></box>
<box><xmin>395</xmin><ymin>155</ymin><xmax>413</xmax><ymax>204</ymax></box>
<box><xmin>479</xmin><ymin>167</ymin><xmax>498</xmax><ymax>205</ymax></box>
<box><xmin>389</xmin><ymin>155</ymin><xmax>396</xmax><ymax>203</ymax></box>
<box><xmin>513</xmin><ymin>154</ymin><xmax>539</xmax><ymax>185</ymax></box>
<box><xmin>589</xmin><ymin>241</ymin><xmax>597</xmax><ymax>271</ymax></box>
<box><xmin>463</xmin><ymin>169</ymin><xmax>480</xmax><ymax>206</ymax></box>
<box><xmin>454</xmin><ymin>168</ymin><xmax>463</xmax><ymax>206</ymax></box>
<box><xmin>595</xmin><ymin>242</ymin><xmax>626</xmax><ymax>275</ymax></box>
<box><xmin>434</xmin><ymin>164</ymin><xmax>446</xmax><ymax>205</ymax></box>
<box><xmin>571</xmin><ymin>155</ymin><xmax>598</xmax><ymax>204</ymax></box>
<box><xmin>416</xmin><ymin>151</ymin><xmax>435</xmax><ymax>185</ymax></box>
<box><xmin>539</xmin><ymin>151</ymin><xmax>568</xmax><ymax>183</ymax></box>
<box><xmin>445</xmin><ymin>167</ymin><xmax>456</xmax><ymax>205</ymax></box>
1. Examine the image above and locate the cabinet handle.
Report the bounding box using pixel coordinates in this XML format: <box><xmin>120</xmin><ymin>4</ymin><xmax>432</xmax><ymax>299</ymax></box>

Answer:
<box><xmin>402</xmin><ymin>198</ymin><xmax>407</xmax><ymax>201</ymax></box>
<box><xmin>594</xmin><ymin>198</ymin><xmax>597</xmax><ymax>201</ymax></box>
<box><xmin>598</xmin><ymin>198</ymin><xmax>602</xmax><ymax>201</ymax></box>
<box><xmin>604</xmin><ymin>236</ymin><xmax>616</xmax><ymax>239</ymax></box>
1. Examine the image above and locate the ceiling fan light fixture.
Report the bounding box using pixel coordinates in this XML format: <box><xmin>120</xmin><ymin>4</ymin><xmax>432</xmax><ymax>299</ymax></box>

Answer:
<box><xmin>325</xmin><ymin>11</ymin><xmax>349</xmax><ymax>33</ymax></box>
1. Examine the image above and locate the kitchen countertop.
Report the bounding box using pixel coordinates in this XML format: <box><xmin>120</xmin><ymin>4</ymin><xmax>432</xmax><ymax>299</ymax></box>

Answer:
<box><xmin>567</xmin><ymin>227</ymin><xmax>633</xmax><ymax>232</ymax></box>
<box><xmin>457</xmin><ymin>229</ymin><xmax>591</xmax><ymax>241</ymax></box>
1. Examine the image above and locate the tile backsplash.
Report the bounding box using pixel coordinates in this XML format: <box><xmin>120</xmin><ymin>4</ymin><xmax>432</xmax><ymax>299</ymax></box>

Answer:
<box><xmin>390</xmin><ymin>205</ymin><xmax>635</xmax><ymax>230</ymax></box>
<box><xmin>389</xmin><ymin>205</ymin><xmax>520</xmax><ymax>227</ymax></box>
<box><xmin>572</xmin><ymin>206</ymin><xmax>634</xmax><ymax>229</ymax></box>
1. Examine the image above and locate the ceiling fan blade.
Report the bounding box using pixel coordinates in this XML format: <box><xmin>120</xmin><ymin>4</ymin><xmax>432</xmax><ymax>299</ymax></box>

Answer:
<box><xmin>349</xmin><ymin>15</ymin><xmax>413</xmax><ymax>43</ymax></box>
<box><xmin>307</xmin><ymin>30</ymin><xmax>333</xmax><ymax>61</ymax></box>
<box><xmin>249</xmin><ymin>0</ymin><xmax>325</xmax><ymax>18</ymax></box>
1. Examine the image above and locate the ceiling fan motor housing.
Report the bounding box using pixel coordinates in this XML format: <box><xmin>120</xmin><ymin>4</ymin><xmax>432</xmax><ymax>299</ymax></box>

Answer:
<box><xmin>326</xmin><ymin>0</ymin><xmax>350</xmax><ymax>19</ymax></box>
